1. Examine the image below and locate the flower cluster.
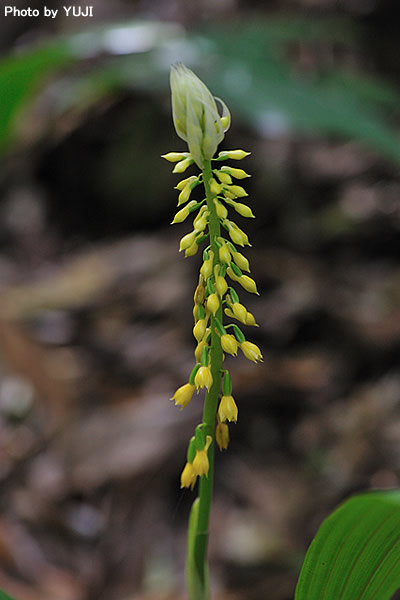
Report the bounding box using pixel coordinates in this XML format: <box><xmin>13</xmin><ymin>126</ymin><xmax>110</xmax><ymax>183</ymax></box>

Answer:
<box><xmin>164</xmin><ymin>64</ymin><xmax>262</xmax><ymax>491</ymax></box>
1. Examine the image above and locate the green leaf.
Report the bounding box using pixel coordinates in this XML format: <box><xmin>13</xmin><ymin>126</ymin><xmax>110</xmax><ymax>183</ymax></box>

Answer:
<box><xmin>0</xmin><ymin>42</ymin><xmax>71</xmax><ymax>152</ymax></box>
<box><xmin>295</xmin><ymin>490</ymin><xmax>400</xmax><ymax>600</ymax></box>
<box><xmin>0</xmin><ymin>589</ymin><xmax>17</xmax><ymax>600</ymax></box>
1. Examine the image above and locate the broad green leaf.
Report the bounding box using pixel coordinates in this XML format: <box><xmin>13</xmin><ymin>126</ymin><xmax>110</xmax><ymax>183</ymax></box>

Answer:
<box><xmin>0</xmin><ymin>43</ymin><xmax>71</xmax><ymax>152</ymax></box>
<box><xmin>295</xmin><ymin>491</ymin><xmax>400</xmax><ymax>600</ymax></box>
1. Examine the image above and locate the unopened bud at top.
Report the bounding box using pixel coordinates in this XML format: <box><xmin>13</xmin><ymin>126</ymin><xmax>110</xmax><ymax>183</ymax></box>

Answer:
<box><xmin>170</xmin><ymin>63</ymin><xmax>230</xmax><ymax>169</ymax></box>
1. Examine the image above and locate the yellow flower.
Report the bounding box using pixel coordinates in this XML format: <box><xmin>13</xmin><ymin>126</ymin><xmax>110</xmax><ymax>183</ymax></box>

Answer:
<box><xmin>216</xmin><ymin>422</ymin><xmax>230</xmax><ymax>450</ymax></box>
<box><xmin>215</xmin><ymin>274</ymin><xmax>228</xmax><ymax>297</ymax></box>
<box><xmin>214</xmin><ymin>199</ymin><xmax>228</xmax><ymax>220</ymax></box>
<box><xmin>224</xmin><ymin>220</ymin><xmax>250</xmax><ymax>247</ymax></box>
<box><xmin>175</xmin><ymin>175</ymin><xmax>197</xmax><ymax>191</ymax></box>
<box><xmin>172</xmin><ymin>157</ymin><xmax>194</xmax><ymax>173</ymax></box>
<box><xmin>170</xmin><ymin>63</ymin><xmax>230</xmax><ymax>169</ymax></box>
<box><xmin>194</xmin><ymin>339</ymin><xmax>208</xmax><ymax>363</ymax></box>
<box><xmin>218</xmin><ymin>149</ymin><xmax>250</xmax><ymax>160</ymax></box>
<box><xmin>179</xmin><ymin>230</ymin><xmax>197</xmax><ymax>252</ymax></box>
<box><xmin>171</xmin><ymin>383</ymin><xmax>196</xmax><ymax>409</ymax></box>
<box><xmin>162</xmin><ymin>151</ymin><xmax>190</xmax><ymax>162</ymax></box>
<box><xmin>194</xmin><ymin>366</ymin><xmax>213</xmax><ymax>390</ymax></box>
<box><xmin>200</xmin><ymin>251</ymin><xmax>214</xmax><ymax>280</ymax></box>
<box><xmin>215</xmin><ymin>170</ymin><xmax>232</xmax><ymax>185</ymax></box>
<box><xmin>177</xmin><ymin>185</ymin><xmax>193</xmax><ymax>206</ymax></box>
<box><xmin>245</xmin><ymin>311</ymin><xmax>258</xmax><ymax>326</ymax></box>
<box><xmin>221</xmin><ymin>166</ymin><xmax>251</xmax><ymax>179</ymax></box>
<box><xmin>232</xmin><ymin>251</ymin><xmax>250</xmax><ymax>272</ymax></box>
<box><xmin>231</xmin><ymin>201</ymin><xmax>255</xmax><ymax>219</ymax></box>
<box><xmin>224</xmin><ymin>185</ymin><xmax>248</xmax><ymax>199</ymax></box>
<box><xmin>210</xmin><ymin>178</ymin><xmax>223</xmax><ymax>195</ymax></box>
<box><xmin>240</xmin><ymin>341</ymin><xmax>263</xmax><ymax>362</ymax></box>
<box><xmin>185</xmin><ymin>241</ymin><xmax>199</xmax><ymax>257</ymax></box>
<box><xmin>206</xmin><ymin>293</ymin><xmax>220</xmax><ymax>316</ymax></box>
<box><xmin>181</xmin><ymin>461</ymin><xmax>198</xmax><ymax>489</ymax></box>
<box><xmin>171</xmin><ymin>200</ymin><xmax>197</xmax><ymax>224</ymax></box>
<box><xmin>220</xmin><ymin>334</ymin><xmax>238</xmax><ymax>356</ymax></box>
<box><xmin>218</xmin><ymin>395</ymin><xmax>238</xmax><ymax>422</ymax></box>
<box><xmin>231</xmin><ymin>302</ymin><xmax>248</xmax><ymax>323</ymax></box>
<box><xmin>218</xmin><ymin>242</ymin><xmax>231</xmax><ymax>265</ymax></box>
<box><xmin>192</xmin><ymin>435</ymin><xmax>213</xmax><ymax>477</ymax></box>
<box><xmin>193</xmin><ymin>318</ymin><xmax>208</xmax><ymax>342</ymax></box>
<box><xmin>238</xmin><ymin>275</ymin><xmax>259</xmax><ymax>295</ymax></box>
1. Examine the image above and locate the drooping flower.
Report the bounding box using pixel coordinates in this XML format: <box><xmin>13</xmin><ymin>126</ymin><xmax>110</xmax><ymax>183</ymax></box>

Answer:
<box><xmin>218</xmin><ymin>395</ymin><xmax>238</xmax><ymax>423</ymax></box>
<box><xmin>192</xmin><ymin>435</ymin><xmax>213</xmax><ymax>477</ymax></box>
<box><xmin>171</xmin><ymin>383</ymin><xmax>196</xmax><ymax>409</ymax></box>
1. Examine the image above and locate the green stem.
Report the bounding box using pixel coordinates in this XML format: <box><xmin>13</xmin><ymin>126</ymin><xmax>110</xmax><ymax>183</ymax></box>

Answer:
<box><xmin>189</xmin><ymin>160</ymin><xmax>223</xmax><ymax>599</ymax></box>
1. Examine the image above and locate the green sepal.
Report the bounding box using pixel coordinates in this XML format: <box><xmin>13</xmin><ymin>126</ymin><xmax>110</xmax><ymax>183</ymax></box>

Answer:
<box><xmin>227</xmin><ymin>241</ymin><xmax>238</xmax><ymax>253</ymax></box>
<box><xmin>197</xmin><ymin>304</ymin><xmax>205</xmax><ymax>320</ymax></box>
<box><xmin>194</xmin><ymin>424</ymin><xmax>206</xmax><ymax>450</ymax></box>
<box><xmin>222</xmin><ymin>371</ymin><xmax>232</xmax><ymax>396</ymax></box>
<box><xmin>214</xmin><ymin>238</ymin><xmax>222</xmax><ymax>248</ymax></box>
<box><xmin>220</xmin><ymin>263</ymin><xmax>227</xmax><ymax>278</ymax></box>
<box><xmin>232</xmin><ymin>324</ymin><xmax>246</xmax><ymax>343</ymax></box>
<box><xmin>214</xmin><ymin>316</ymin><xmax>227</xmax><ymax>336</ymax></box>
<box><xmin>228</xmin><ymin>287</ymin><xmax>239</xmax><ymax>304</ymax></box>
<box><xmin>189</xmin><ymin>201</ymin><xmax>204</xmax><ymax>214</ymax></box>
<box><xmin>196</xmin><ymin>234</ymin><xmax>208</xmax><ymax>246</ymax></box>
<box><xmin>202</xmin><ymin>249</ymin><xmax>209</xmax><ymax>261</ymax></box>
<box><xmin>221</xmin><ymin>221</ymin><xmax>229</xmax><ymax>232</ymax></box>
<box><xmin>200</xmin><ymin>346</ymin><xmax>209</xmax><ymax>367</ymax></box>
<box><xmin>230</xmin><ymin>262</ymin><xmax>243</xmax><ymax>277</ymax></box>
<box><xmin>189</xmin><ymin>178</ymin><xmax>201</xmax><ymax>190</ymax></box>
<box><xmin>206</xmin><ymin>279</ymin><xmax>214</xmax><ymax>296</ymax></box>
<box><xmin>187</xmin><ymin>436</ymin><xmax>197</xmax><ymax>463</ymax></box>
<box><xmin>189</xmin><ymin>363</ymin><xmax>201</xmax><ymax>385</ymax></box>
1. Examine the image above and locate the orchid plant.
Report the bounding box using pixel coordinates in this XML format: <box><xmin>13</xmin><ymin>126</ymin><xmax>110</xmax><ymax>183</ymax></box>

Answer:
<box><xmin>163</xmin><ymin>63</ymin><xmax>261</xmax><ymax>600</ymax></box>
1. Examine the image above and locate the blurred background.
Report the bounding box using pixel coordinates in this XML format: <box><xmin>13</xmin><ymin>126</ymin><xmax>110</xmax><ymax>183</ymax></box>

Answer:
<box><xmin>1</xmin><ymin>0</ymin><xmax>400</xmax><ymax>599</ymax></box>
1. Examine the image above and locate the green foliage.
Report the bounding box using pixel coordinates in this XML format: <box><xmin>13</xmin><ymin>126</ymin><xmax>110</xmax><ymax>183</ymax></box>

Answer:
<box><xmin>0</xmin><ymin>43</ymin><xmax>71</xmax><ymax>152</ymax></box>
<box><xmin>296</xmin><ymin>491</ymin><xmax>400</xmax><ymax>600</ymax></box>
<box><xmin>0</xmin><ymin>590</ymin><xmax>16</xmax><ymax>600</ymax></box>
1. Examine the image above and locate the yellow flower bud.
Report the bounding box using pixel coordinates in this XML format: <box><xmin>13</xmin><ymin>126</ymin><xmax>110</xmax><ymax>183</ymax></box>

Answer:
<box><xmin>215</xmin><ymin>275</ymin><xmax>228</xmax><ymax>297</ymax></box>
<box><xmin>218</xmin><ymin>149</ymin><xmax>250</xmax><ymax>160</ymax></box>
<box><xmin>185</xmin><ymin>241</ymin><xmax>199</xmax><ymax>257</ymax></box>
<box><xmin>162</xmin><ymin>151</ymin><xmax>190</xmax><ymax>162</ymax></box>
<box><xmin>181</xmin><ymin>461</ymin><xmax>197</xmax><ymax>489</ymax></box>
<box><xmin>233</xmin><ymin>251</ymin><xmax>250</xmax><ymax>272</ymax></box>
<box><xmin>172</xmin><ymin>157</ymin><xmax>194</xmax><ymax>173</ymax></box>
<box><xmin>177</xmin><ymin>185</ymin><xmax>193</xmax><ymax>206</ymax></box>
<box><xmin>175</xmin><ymin>175</ymin><xmax>197</xmax><ymax>191</ymax></box>
<box><xmin>194</xmin><ymin>366</ymin><xmax>213</xmax><ymax>390</ymax></box>
<box><xmin>240</xmin><ymin>341</ymin><xmax>263</xmax><ymax>362</ymax></box>
<box><xmin>225</xmin><ymin>221</ymin><xmax>250</xmax><ymax>247</ymax></box>
<box><xmin>232</xmin><ymin>201</ymin><xmax>255</xmax><ymax>218</ymax></box>
<box><xmin>210</xmin><ymin>178</ymin><xmax>223</xmax><ymax>195</ymax></box>
<box><xmin>231</xmin><ymin>302</ymin><xmax>248</xmax><ymax>324</ymax></box>
<box><xmin>245</xmin><ymin>311</ymin><xmax>258</xmax><ymax>326</ymax></box>
<box><xmin>200</xmin><ymin>251</ymin><xmax>214</xmax><ymax>280</ymax></box>
<box><xmin>194</xmin><ymin>339</ymin><xmax>208</xmax><ymax>363</ymax></box>
<box><xmin>216</xmin><ymin>422</ymin><xmax>230</xmax><ymax>450</ymax></box>
<box><xmin>171</xmin><ymin>200</ymin><xmax>197</xmax><ymax>224</ymax></box>
<box><xmin>179</xmin><ymin>230</ymin><xmax>197</xmax><ymax>252</ymax></box>
<box><xmin>214</xmin><ymin>199</ymin><xmax>228</xmax><ymax>220</ymax></box>
<box><xmin>226</xmin><ymin>266</ymin><xmax>240</xmax><ymax>283</ymax></box>
<box><xmin>206</xmin><ymin>293</ymin><xmax>220</xmax><ymax>316</ymax></box>
<box><xmin>218</xmin><ymin>242</ymin><xmax>231</xmax><ymax>265</ymax></box>
<box><xmin>170</xmin><ymin>63</ymin><xmax>230</xmax><ymax>169</ymax></box>
<box><xmin>220</xmin><ymin>333</ymin><xmax>238</xmax><ymax>356</ymax></box>
<box><xmin>171</xmin><ymin>383</ymin><xmax>196</xmax><ymax>409</ymax></box>
<box><xmin>192</xmin><ymin>435</ymin><xmax>212</xmax><ymax>477</ymax></box>
<box><xmin>218</xmin><ymin>395</ymin><xmax>238</xmax><ymax>423</ymax></box>
<box><xmin>221</xmin><ymin>166</ymin><xmax>251</xmax><ymax>179</ymax></box>
<box><xmin>215</xmin><ymin>169</ymin><xmax>232</xmax><ymax>185</ymax></box>
<box><xmin>224</xmin><ymin>185</ymin><xmax>248</xmax><ymax>199</ymax></box>
<box><xmin>193</xmin><ymin>210</ymin><xmax>208</xmax><ymax>232</ymax></box>
<box><xmin>238</xmin><ymin>275</ymin><xmax>259</xmax><ymax>295</ymax></box>
<box><xmin>193</xmin><ymin>318</ymin><xmax>208</xmax><ymax>342</ymax></box>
